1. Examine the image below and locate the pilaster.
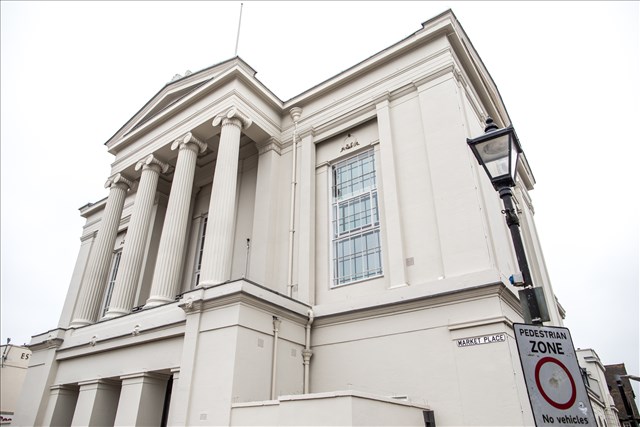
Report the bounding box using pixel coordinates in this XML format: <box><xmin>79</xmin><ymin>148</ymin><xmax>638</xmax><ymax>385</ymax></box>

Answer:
<box><xmin>414</xmin><ymin>75</ymin><xmax>492</xmax><ymax>277</ymax></box>
<box><xmin>165</xmin><ymin>368</ymin><xmax>180</xmax><ymax>426</ymax></box>
<box><xmin>58</xmin><ymin>233</ymin><xmax>96</xmax><ymax>328</ymax></box>
<box><xmin>249</xmin><ymin>137</ymin><xmax>282</xmax><ymax>288</ymax></box>
<box><xmin>42</xmin><ymin>384</ymin><xmax>79</xmax><ymax>427</ymax></box>
<box><xmin>374</xmin><ymin>95</ymin><xmax>408</xmax><ymax>288</ymax></box>
<box><xmin>12</xmin><ymin>330</ymin><xmax>65</xmax><ymax>427</ymax></box>
<box><xmin>114</xmin><ymin>372</ymin><xmax>170</xmax><ymax>426</ymax></box>
<box><xmin>296</xmin><ymin>115</ymin><xmax>316</xmax><ymax>304</ymax></box>
<box><xmin>71</xmin><ymin>379</ymin><xmax>121</xmax><ymax>427</ymax></box>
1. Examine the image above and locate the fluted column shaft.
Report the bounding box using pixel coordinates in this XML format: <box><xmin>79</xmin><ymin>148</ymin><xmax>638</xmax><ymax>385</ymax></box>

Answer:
<box><xmin>71</xmin><ymin>174</ymin><xmax>131</xmax><ymax>327</ymax></box>
<box><xmin>104</xmin><ymin>155</ymin><xmax>168</xmax><ymax>319</ymax></box>
<box><xmin>146</xmin><ymin>133</ymin><xmax>206</xmax><ymax>307</ymax></box>
<box><xmin>200</xmin><ymin>109</ymin><xmax>251</xmax><ymax>285</ymax></box>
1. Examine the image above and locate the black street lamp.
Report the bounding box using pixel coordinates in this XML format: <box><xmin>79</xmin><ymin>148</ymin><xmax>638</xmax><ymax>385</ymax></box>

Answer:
<box><xmin>467</xmin><ymin>117</ymin><xmax>546</xmax><ymax>325</ymax></box>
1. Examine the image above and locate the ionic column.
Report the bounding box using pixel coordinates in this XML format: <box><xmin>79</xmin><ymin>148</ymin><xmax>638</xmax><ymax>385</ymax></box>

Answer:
<box><xmin>70</xmin><ymin>173</ymin><xmax>132</xmax><ymax>327</ymax></box>
<box><xmin>199</xmin><ymin>108</ymin><xmax>252</xmax><ymax>286</ymax></box>
<box><xmin>145</xmin><ymin>133</ymin><xmax>206</xmax><ymax>307</ymax></box>
<box><xmin>104</xmin><ymin>155</ymin><xmax>169</xmax><ymax>319</ymax></box>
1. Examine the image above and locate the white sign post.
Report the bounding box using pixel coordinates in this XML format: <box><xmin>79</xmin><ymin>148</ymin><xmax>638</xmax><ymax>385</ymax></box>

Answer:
<box><xmin>514</xmin><ymin>323</ymin><xmax>597</xmax><ymax>426</ymax></box>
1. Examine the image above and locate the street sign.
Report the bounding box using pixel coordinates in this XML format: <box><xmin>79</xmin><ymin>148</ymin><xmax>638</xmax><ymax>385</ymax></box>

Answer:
<box><xmin>514</xmin><ymin>323</ymin><xmax>597</xmax><ymax>426</ymax></box>
<box><xmin>456</xmin><ymin>333</ymin><xmax>506</xmax><ymax>348</ymax></box>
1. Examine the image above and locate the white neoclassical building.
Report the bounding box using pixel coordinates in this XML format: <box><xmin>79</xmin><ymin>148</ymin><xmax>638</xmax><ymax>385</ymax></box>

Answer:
<box><xmin>14</xmin><ymin>10</ymin><xmax>569</xmax><ymax>426</ymax></box>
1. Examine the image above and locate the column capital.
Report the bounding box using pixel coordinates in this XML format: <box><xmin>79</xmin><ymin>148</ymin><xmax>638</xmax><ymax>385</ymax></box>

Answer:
<box><xmin>104</xmin><ymin>173</ymin><xmax>133</xmax><ymax>190</ymax></box>
<box><xmin>373</xmin><ymin>91</ymin><xmax>391</xmax><ymax>108</ymax></box>
<box><xmin>170</xmin><ymin>132</ymin><xmax>207</xmax><ymax>154</ymax></box>
<box><xmin>77</xmin><ymin>378</ymin><xmax>121</xmax><ymax>388</ymax></box>
<box><xmin>49</xmin><ymin>384</ymin><xmax>79</xmax><ymax>392</ymax></box>
<box><xmin>256</xmin><ymin>137</ymin><xmax>283</xmax><ymax>155</ymax></box>
<box><xmin>135</xmin><ymin>154</ymin><xmax>170</xmax><ymax>174</ymax></box>
<box><xmin>212</xmin><ymin>107</ymin><xmax>252</xmax><ymax>129</ymax></box>
<box><xmin>297</xmin><ymin>125</ymin><xmax>316</xmax><ymax>141</ymax></box>
<box><xmin>119</xmin><ymin>371</ymin><xmax>170</xmax><ymax>382</ymax></box>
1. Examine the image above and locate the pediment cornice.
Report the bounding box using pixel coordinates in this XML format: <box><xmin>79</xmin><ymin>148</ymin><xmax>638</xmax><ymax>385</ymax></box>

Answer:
<box><xmin>105</xmin><ymin>57</ymin><xmax>283</xmax><ymax>154</ymax></box>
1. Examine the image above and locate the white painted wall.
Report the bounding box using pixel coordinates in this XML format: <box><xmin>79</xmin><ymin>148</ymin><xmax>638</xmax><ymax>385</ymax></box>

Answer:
<box><xmin>14</xmin><ymin>11</ymin><xmax>567</xmax><ymax>427</ymax></box>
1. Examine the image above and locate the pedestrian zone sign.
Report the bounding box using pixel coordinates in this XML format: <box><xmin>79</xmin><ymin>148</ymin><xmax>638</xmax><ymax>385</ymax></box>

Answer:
<box><xmin>514</xmin><ymin>323</ymin><xmax>597</xmax><ymax>426</ymax></box>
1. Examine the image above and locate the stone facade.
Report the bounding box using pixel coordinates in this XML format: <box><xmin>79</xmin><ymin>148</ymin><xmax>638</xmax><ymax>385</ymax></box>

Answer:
<box><xmin>14</xmin><ymin>10</ymin><xmax>571</xmax><ymax>426</ymax></box>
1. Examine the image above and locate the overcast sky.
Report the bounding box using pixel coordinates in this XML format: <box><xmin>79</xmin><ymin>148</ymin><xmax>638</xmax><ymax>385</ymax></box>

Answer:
<box><xmin>2</xmin><ymin>0</ymin><xmax>638</xmax><ymax>400</ymax></box>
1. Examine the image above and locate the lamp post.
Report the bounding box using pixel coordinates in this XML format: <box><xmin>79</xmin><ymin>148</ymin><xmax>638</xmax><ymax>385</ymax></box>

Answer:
<box><xmin>467</xmin><ymin>117</ymin><xmax>544</xmax><ymax>325</ymax></box>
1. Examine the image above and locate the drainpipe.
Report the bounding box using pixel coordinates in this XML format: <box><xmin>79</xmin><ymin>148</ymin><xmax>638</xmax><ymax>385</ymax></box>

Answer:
<box><xmin>270</xmin><ymin>316</ymin><xmax>281</xmax><ymax>400</ymax></box>
<box><xmin>302</xmin><ymin>309</ymin><xmax>314</xmax><ymax>393</ymax></box>
<box><xmin>287</xmin><ymin>107</ymin><xmax>302</xmax><ymax>297</ymax></box>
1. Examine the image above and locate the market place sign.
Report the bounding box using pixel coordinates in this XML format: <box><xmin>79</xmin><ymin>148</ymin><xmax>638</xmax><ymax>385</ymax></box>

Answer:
<box><xmin>514</xmin><ymin>323</ymin><xmax>597</xmax><ymax>426</ymax></box>
<box><xmin>456</xmin><ymin>333</ymin><xmax>506</xmax><ymax>347</ymax></box>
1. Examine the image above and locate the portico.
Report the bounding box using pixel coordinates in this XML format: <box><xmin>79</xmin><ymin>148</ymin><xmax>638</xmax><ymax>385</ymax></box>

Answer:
<box><xmin>70</xmin><ymin>100</ymin><xmax>274</xmax><ymax>323</ymax></box>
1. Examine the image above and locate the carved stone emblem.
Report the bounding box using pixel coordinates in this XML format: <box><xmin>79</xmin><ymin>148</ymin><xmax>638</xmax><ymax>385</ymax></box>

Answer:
<box><xmin>340</xmin><ymin>133</ymin><xmax>359</xmax><ymax>153</ymax></box>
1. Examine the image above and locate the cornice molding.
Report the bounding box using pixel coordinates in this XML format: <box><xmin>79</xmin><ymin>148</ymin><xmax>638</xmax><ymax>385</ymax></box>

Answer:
<box><xmin>447</xmin><ymin>315</ymin><xmax>513</xmax><ymax>332</ymax></box>
<box><xmin>106</xmin><ymin>60</ymin><xmax>282</xmax><ymax>150</ymax></box>
<box><xmin>28</xmin><ymin>329</ymin><xmax>66</xmax><ymax>352</ymax></box>
<box><xmin>80</xmin><ymin>230</ymin><xmax>98</xmax><ymax>243</ymax></box>
<box><xmin>284</xmin><ymin>18</ymin><xmax>455</xmax><ymax>107</ymax></box>
<box><xmin>179</xmin><ymin>280</ymin><xmax>311</xmax><ymax>320</ymax></box>
<box><xmin>311</xmin><ymin>103</ymin><xmax>377</xmax><ymax>144</ymax></box>
<box><xmin>179</xmin><ymin>290</ymin><xmax>308</xmax><ymax>325</ymax></box>
<box><xmin>55</xmin><ymin>321</ymin><xmax>186</xmax><ymax>360</ymax></box>
<box><xmin>282</xmin><ymin>47</ymin><xmax>452</xmax><ymax>143</ymax></box>
<box><xmin>313</xmin><ymin>283</ymin><xmax>514</xmax><ymax>327</ymax></box>
<box><xmin>372</xmin><ymin>91</ymin><xmax>391</xmax><ymax>107</ymax></box>
<box><xmin>412</xmin><ymin>64</ymin><xmax>455</xmax><ymax>91</ymax></box>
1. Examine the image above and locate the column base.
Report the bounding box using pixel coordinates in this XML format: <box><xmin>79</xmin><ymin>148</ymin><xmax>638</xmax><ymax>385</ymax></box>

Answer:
<box><xmin>197</xmin><ymin>279</ymin><xmax>226</xmax><ymax>287</ymax></box>
<box><xmin>144</xmin><ymin>296</ymin><xmax>175</xmax><ymax>309</ymax></box>
<box><xmin>101</xmin><ymin>308</ymin><xmax>129</xmax><ymax>320</ymax></box>
<box><xmin>69</xmin><ymin>318</ymin><xmax>92</xmax><ymax>328</ymax></box>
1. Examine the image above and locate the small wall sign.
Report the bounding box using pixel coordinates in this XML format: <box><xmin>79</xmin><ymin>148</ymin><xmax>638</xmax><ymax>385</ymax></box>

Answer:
<box><xmin>456</xmin><ymin>333</ymin><xmax>506</xmax><ymax>347</ymax></box>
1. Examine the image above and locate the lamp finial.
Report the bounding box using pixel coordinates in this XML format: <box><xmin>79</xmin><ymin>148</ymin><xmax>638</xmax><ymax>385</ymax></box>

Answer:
<box><xmin>484</xmin><ymin>117</ymin><xmax>499</xmax><ymax>133</ymax></box>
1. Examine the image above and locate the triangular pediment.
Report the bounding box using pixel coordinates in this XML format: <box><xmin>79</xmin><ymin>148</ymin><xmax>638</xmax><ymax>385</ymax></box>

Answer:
<box><xmin>105</xmin><ymin>57</ymin><xmax>263</xmax><ymax>148</ymax></box>
<box><xmin>132</xmin><ymin>79</ymin><xmax>212</xmax><ymax>131</ymax></box>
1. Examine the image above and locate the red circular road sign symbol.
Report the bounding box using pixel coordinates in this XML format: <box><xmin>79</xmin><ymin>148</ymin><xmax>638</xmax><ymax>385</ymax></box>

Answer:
<box><xmin>534</xmin><ymin>356</ymin><xmax>577</xmax><ymax>410</ymax></box>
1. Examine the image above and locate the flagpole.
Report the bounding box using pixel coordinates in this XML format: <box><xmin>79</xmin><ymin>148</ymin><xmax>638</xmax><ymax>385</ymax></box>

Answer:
<box><xmin>234</xmin><ymin>3</ymin><xmax>244</xmax><ymax>57</ymax></box>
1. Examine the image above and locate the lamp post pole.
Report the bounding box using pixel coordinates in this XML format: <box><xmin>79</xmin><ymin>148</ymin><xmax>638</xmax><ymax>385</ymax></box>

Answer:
<box><xmin>499</xmin><ymin>187</ymin><xmax>542</xmax><ymax>324</ymax></box>
<box><xmin>467</xmin><ymin>117</ymin><xmax>543</xmax><ymax>325</ymax></box>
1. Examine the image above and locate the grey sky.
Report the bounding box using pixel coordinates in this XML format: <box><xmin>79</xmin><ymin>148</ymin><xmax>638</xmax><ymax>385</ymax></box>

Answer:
<box><xmin>1</xmin><ymin>0</ymin><xmax>638</xmax><ymax>401</ymax></box>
